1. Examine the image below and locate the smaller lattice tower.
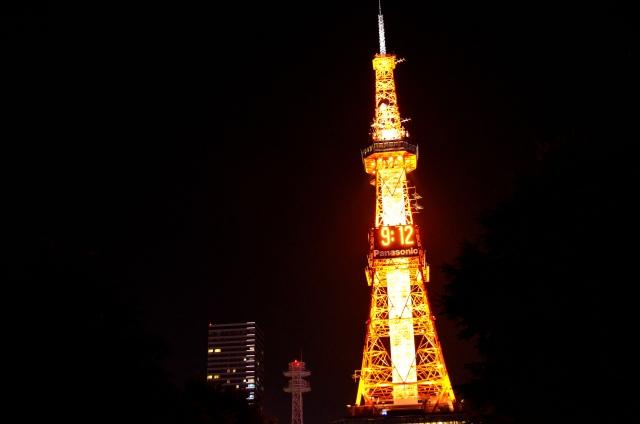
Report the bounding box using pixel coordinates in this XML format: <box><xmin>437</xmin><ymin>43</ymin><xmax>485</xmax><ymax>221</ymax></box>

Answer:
<box><xmin>283</xmin><ymin>360</ymin><xmax>311</xmax><ymax>424</ymax></box>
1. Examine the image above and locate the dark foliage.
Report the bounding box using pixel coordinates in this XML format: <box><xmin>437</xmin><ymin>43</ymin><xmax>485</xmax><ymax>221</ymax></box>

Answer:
<box><xmin>443</xmin><ymin>137</ymin><xmax>637</xmax><ymax>422</ymax></box>
<box><xmin>17</xmin><ymin>241</ymin><xmax>273</xmax><ymax>423</ymax></box>
<box><xmin>182</xmin><ymin>381</ymin><xmax>270</xmax><ymax>424</ymax></box>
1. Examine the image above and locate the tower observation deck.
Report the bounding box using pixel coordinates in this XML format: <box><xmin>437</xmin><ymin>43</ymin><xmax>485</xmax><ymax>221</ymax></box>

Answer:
<box><xmin>351</xmin><ymin>4</ymin><xmax>457</xmax><ymax>416</ymax></box>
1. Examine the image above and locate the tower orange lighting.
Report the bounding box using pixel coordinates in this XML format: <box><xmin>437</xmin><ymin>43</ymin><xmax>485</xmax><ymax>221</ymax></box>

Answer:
<box><xmin>353</xmin><ymin>6</ymin><xmax>455</xmax><ymax>412</ymax></box>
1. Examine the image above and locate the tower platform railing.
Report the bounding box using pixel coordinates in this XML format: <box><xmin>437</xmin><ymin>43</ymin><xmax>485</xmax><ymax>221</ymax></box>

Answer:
<box><xmin>361</xmin><ymin>140</ymin><xmax>418</xmax><ymax>159</ymax></box>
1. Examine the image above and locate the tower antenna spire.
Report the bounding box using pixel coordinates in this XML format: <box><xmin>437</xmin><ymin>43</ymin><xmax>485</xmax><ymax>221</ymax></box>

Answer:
<box><xmin>378</xmin><ymin>0</ymin><xmax>386</xmax><ymax>55</ymax></box>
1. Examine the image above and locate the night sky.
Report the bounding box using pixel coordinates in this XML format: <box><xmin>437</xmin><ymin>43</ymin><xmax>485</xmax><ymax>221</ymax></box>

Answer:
<box><xmin>6</xmin><ymin>1</ymin><xmax>634</xmax><ymax>423</ymax></box>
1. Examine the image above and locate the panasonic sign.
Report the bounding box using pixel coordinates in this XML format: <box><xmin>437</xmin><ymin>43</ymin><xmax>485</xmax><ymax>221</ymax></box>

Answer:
<box><xmin>373</xmin><ymin>248</ymin><xmax>419</xmax><ymax>258</ymax></box>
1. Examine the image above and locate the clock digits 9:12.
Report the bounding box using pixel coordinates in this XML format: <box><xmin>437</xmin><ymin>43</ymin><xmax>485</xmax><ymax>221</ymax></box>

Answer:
<box><xmin>379</xmin><ymin>225</ymin><xmax>415</xmax><ymax>247</ymax></box>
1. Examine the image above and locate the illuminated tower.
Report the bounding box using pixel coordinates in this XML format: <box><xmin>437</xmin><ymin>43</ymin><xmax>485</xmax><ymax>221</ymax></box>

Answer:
<box><xmin>353</xmin><ymin>4</ymin><xmax>456</xmax><ymax>413</ymax></box>
<box><xmin>284</xmin><ymin>360</ymin><xmax>311</xmax><ymax>424</ymax></box>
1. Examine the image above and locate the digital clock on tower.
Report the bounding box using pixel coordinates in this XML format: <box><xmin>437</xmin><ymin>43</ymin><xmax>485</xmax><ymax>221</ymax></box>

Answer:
<box><xmin>374</xmin><ymin>224</ymin><xmax>416</xmax><ymax>250</ymax></box>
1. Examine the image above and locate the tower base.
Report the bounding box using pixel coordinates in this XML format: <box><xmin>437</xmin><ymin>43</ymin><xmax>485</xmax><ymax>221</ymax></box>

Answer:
<box><xmin>332</xmin><ymin>405</ymin><xmax>467</xmax><ymax>424</ymax></box>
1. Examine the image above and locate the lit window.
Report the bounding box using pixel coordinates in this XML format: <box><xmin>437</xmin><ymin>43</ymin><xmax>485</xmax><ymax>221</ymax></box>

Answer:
<box><xmin>214</xmin><ymin>375</ymin><xmax>219</xmax><ymax>379</ymax></box>
<box><xmin>214</xmin><ymin>348</ymin><xmax>221</xmax><ymax>353</ymax></box>
<box><xmin>248</xmin><ymin>384</ymin><xmax>255</xmax><ymax>389</ymax></box>
<box><xmin>232</xmin><ymin>369</ymin><xmax>236</xmax><ymax>373</ymax></box>
<box><xmin>236</xmin><ymin>385</ymin><xmax>239</xmax><ymax>389</ymax></box>
<box><xmin>207</xmin><ymin>375</ymin><xmax>212</xmax><ymax>380</ymax></box>
<box><xmin>248</xmin><ymin>378</ymin><xmax>254</xmax><ymax>383</ymax></box>
<box><xmin>208</xmin><ymin>348</ymin><xmax>213</xmax><ymax>353</ymax></box>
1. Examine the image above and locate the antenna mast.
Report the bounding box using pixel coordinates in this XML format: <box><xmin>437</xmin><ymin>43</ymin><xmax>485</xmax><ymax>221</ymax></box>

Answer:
<box><xmin>378</xmin><ymin>0</ymin><xmax>386</xmax><ymax>54</ymax></box>
<box><xmin>284</xmin><ymin>360</ymin><xmax>311</xmax><ymax>424</ymax></box>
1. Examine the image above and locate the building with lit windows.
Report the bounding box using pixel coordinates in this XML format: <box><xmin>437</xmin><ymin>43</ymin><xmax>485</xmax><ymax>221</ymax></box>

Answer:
<box><xmin>206</xmin><ymin>322</ymin><xmax>265</xmax><ymax>404</ymax></box>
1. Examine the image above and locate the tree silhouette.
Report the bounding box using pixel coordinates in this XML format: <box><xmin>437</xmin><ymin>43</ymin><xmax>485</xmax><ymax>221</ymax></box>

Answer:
<box><xmin>443</xmin><ymin>138</ymin><xmax>635</xmax><ymax>423</ymax></box>
<box><xmin>26</xmin><ymin>241</ymin><xmax>274</xmax><ymax>423</ymax></box>
<box><xmin>181</xmin><ymin>381</ymin><xmax>270</xmax><ymax>424</ymax></box>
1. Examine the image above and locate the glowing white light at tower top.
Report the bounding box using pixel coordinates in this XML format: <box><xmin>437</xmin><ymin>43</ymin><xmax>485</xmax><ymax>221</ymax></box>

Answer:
<box><xmin>378</xmin><ymin>1</ymin><xmax>386</xmax><ymax>54</ymax></box>
<box><xmin>378</xmin><ymin>16</ymin><xmax>386</xmax><ymax>54</ymax></box>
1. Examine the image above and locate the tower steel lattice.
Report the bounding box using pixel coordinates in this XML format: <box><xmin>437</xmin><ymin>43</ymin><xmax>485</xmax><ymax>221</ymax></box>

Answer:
<box><xmin>284</xmin><ymin>360</ymin><xmax>311</xmax><ymax>424</ymax></box>
<box><xmin>353</xmin><ymin>6</ymin><xmax>455</xmax><ymax>412</ymax></box>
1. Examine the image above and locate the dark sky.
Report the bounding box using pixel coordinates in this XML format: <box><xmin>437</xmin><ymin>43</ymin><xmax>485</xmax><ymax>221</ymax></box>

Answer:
<box><xmin>6</xmin><ymin>1</ymin><xmax>634</xmax><ymax>423</ymax></box>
